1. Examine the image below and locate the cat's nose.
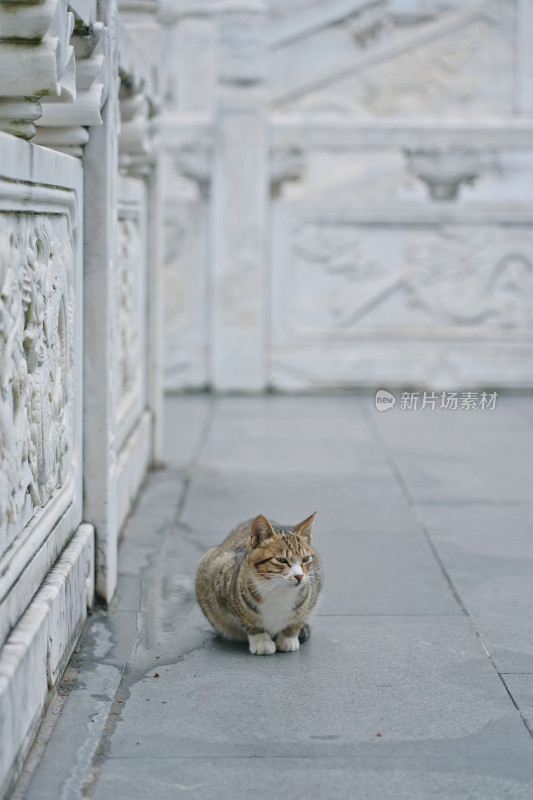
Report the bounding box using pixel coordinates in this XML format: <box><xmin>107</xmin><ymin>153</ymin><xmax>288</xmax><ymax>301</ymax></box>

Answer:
<box><xmin>294</xmin><ymin>574</ymin><xmax>303</xmax><ymax>583</ymax></box>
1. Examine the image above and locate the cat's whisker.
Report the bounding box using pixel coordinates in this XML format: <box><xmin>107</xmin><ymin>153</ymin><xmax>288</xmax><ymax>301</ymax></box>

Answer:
<box><xmin>258</xmin><ymin>579</ymin><xmax>287</xmax><ymax>596</ymax></box>
<box><xmin>256</xmin><ymin>580</ymin><xmax>281</xmax><ymax>595</ymax></box>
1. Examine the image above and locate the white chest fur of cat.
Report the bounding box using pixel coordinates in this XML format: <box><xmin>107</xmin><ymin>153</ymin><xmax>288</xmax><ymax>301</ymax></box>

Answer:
<box><xmin>195</xmin><ymin>514</ymin><xmax>323</xmax><ymax>655</ymax></box>
<box><xmin>255</xmin><ymin>570</ymin><xmax>302</xmax><ymax>636</ymax></box>
<box><xmin>250</xmin><ymin>577</ymin><xmax>303</xmax><ymax>655</ymax></box>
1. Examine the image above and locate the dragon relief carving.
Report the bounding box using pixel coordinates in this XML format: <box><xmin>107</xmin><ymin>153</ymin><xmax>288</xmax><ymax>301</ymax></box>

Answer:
<box><xmin>288</xmin><ymin>223</ymin><xmax>533</xmax><ymax>336</ymax></box>
<box><xmin>0</xmin><ymin>213</ymin><xmax>74</xmax><ymax>541</ymax></box>
<box><xmin>290</xmin><ymin>223</ymin><xmax>387</xmax><ymax>331</ymax></box>
<box><xmin>405</xmin><ymin>227</ymin><xmax>533</xmax><ymax>328</ymax></box>
<box><xmin>293</xmin><ymin>224</ymin><xmax>381</xmax><ymax>279</ymax></box>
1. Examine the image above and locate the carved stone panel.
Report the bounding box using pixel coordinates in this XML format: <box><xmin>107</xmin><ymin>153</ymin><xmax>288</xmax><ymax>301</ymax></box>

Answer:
<box><xmin>275</xmin><ymin>10</ymin><xmax>514</xmax><ymax>117</ymax></box>
<box><xmin>160</xmin><ymin>0</ymin><xmax>533</xmax><ymax>392</ymax></box>
<box><xmin>276</xmin><ymin>220</ymin><xmax>533</xmax><ymax>338</ymax></box>
<box><xmin>0</xmin><ymin>212</ymin><xmax>75</xmax><ymax>560</ymax></box>
<box><xmin>116</xmin><ymin>179</ymin><xmax>148</xmax><ymax>451</ymax></box>
<box><xmin>405</xmin><ymin>227</ymin><xmax>533</xmax><ymax>330</ymax></box>
<box><xmin>345</xmin><ymin>18</ymin><xmax>513</xmax><ymax>117</ymax></box>
<box><xmin>270</xmin><ymin>209</ymin><xmax>533</xmax><ymax>389</ymax></box>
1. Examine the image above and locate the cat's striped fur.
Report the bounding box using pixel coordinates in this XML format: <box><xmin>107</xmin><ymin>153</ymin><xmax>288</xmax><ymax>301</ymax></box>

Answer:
<box><xmin>195</xmin><ymin>513</ymin><xmax>322</xmax><ymax>655</ymax></box>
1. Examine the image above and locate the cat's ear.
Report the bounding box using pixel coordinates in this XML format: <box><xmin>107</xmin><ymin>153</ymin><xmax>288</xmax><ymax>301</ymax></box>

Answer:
<box><xmin>250</xmin><ymin>515</ymin><xmax>276</xmax><ymax>548</ymax></box>
<box><xmin>294</xmin><ymin>512</ymin><xmax>317</xmax><ymax>542</ymax></box>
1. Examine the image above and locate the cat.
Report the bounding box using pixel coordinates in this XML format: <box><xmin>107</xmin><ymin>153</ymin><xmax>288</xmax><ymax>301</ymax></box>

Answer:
<box><xmin>195</xmin><ymin>513</ymin><xmax>322</xmax><ymax>655</ymax></box>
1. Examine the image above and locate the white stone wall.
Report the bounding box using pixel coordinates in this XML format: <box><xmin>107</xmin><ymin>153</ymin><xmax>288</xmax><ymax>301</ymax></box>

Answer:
<box><xmin>162</xmin><ymin>0</ymin><xmax>533</xmax><ymax>391</ymax></box>
<box><xmin>0</xmin><ymin>129</ymin><xmax>91</xmax><ymax>800</ymax></box>
<box><xmin>0</xmin><ymin>2</ymin><xmax>164</xmax><ymax>795</ymax></box>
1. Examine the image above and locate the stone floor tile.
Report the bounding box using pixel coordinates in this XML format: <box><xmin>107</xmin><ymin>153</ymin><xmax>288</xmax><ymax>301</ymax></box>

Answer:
<box><xmin>207</xmin><ymin>400</ymin><xmax>375</xmax><ymax>444</ymax></box>
<box><xmin>502</xmin><ymin>675</ymin><xmax>533</xmax><ymax>734</ymax></box>
<box><xmin>198</xmin><ymin>438</ymin><xmax>394</xmax><ymax>477</ymax></box>
<box><xmin>392</xmin><ymin>452</ymin><xmax>532</xmax><ymax>504</ymax></box>
<box><xmin>316</xmin><ymin>532</ymin><xmax>458</xmax><ymax>615</ymax></box>
<box><xmin>415</xmin><ymin>504</ymin><xmax>533</xmax><ymax>673</ymax></box>
<box><xmin>163</xmin><ymin>394</ymin><xmax>213</xmax><ymax>470</ymax></box>
<box><xmin>91</xmin><ymin>755</ymin><xmax>533</xmax><ymax>800</ymax></box>
<box><xmin>106</xmin><ymin>616</ymin><xmax>524</xmax><ymax>757</ymax></box>
<box><xmin>180</xmin><ymin>470</ymin><xmax>418</xmax><ymax>533</ymax></box>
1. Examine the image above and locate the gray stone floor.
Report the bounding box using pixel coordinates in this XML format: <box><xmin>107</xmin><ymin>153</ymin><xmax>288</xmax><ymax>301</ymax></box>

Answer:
<box><xmin>20</xmin><ymin>394</ymin><xmax>533</xmax><ymax>799</ymax></box>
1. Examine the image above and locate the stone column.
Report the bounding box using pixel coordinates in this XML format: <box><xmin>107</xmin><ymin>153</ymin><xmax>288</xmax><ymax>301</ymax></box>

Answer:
<box><xmin>118</xmin><ymin>0</ymin><xmax>164</xmax><ymax>465</ymax></box>
<box><xmin>516</xmin><ymin>0</ymin><xmax>533</xmax><ymax>114</ymax></box>
<box><xmin>168</xmin><ymin>0</ymin><xmax>216</xmax><ymax>114</ymax></box>
<box><xmin>144</xmin><ymin>153</ymin><xmax>164</xmax><ymax>464</ymax></box>
<box><xmin>211</xmin><ymin>1</ymin><xmax>268</xmax><ymax>391</ymax></box>
<box><xmin>82</xmin><ymin>0</ymin><xmax>120</xmax><ymax>603</ymax></box>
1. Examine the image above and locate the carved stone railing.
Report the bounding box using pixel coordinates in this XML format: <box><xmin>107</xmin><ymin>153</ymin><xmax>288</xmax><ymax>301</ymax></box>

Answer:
<box><xmin>0</xmin><ymin>2</ymin><xmax>113</xmax><ymax>156</ymax></box>
<box><xmin>117</xmin><ymin>13</ymin><xmax>157</xmax><ymax>176</ymax></box>
<box><xmin>211</xmin><ymin>1</ymin><xmax>269</xmax><ymax>390</ymax></box>
<box><xmin>0</xmin><ymin>0</ymin><xmax>76</xmax><ymax>139</ymax></box>
<box><xmin>161</xmin><ymin>115</ymin><xmax>213</xmax><ymax>389</ymax></box>
<box><xmin>266</xmin><ymin>111</ymin><xmax>533</xmax><ymax>390</ymax></box>
<box><xmin>0</xmin><ymin>127</ymin><xmax>89</xmax><ymax>800</ymax></box>
<box><xmin>270</xmin><ymin>115</ymin><xmax>533</xmax><ymax>150</ymax></box>
<box><xmin>81</xmin><ymin>3</ymin><xmax>163</xmax><ymax>599</ymax></box>
<box><xmin>0</xmin><ymin>2</ymin><xmax>164</xmax><ymax>795</ymax></box>
<box><xmin>160</xmin><ymin>0</ymin><xmax>533</xmax><ymax>394</ymax></box>
<box><xmin>33</xmin><ymin>14</ymin><xmax>108</xmax><ymax>155</ymax></box>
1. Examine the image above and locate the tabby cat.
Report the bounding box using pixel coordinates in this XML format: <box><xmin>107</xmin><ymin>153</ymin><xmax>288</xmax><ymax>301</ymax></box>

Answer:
<box><xmin>195</xmin><ymin>513</ymin><xmax>322</xmax><ymax>655</ymax></box>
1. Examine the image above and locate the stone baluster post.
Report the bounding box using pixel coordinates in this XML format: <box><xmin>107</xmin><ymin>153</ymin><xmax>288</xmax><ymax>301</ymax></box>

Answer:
<box><xmin>118</xmin><ymin>0</ymin><xmax>164</xmax><ymax>465</ymax></box>
<box><xmin>168</xmin><ymin>0</ymin><xmax>216</xmax><ymax>114</ymax></box>
<box><xmin>211</xmin><ymin>1</ymin><xmax>268</xmax><ymax>391</ymax></box>
<box><xmin>82</xmin><ymin>0</ymin><xmax>120</xmax><ymax>603</ymax></box>
<box><xmin>516</xmin><ymin>0</ymin><xmax>533</xmax><ymax>114</ymax></box>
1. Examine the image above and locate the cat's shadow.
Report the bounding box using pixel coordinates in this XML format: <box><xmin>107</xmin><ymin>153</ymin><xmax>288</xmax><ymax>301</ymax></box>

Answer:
<box><xmin>205</xmin><ymin>630</ymin><xmax>309</xmax><ymax>658</ymax></box>
<box><xmin>208</xmin><ymin>633</ymin><xmax>249</xmax><ymax>656</ymax></box>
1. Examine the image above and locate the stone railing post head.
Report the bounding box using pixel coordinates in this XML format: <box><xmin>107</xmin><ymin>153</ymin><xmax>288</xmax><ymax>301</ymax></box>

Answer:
<box><xmin>216</xmin><ymin>0</ymin><xmax>267</xmax><ymax>85</ymax></box>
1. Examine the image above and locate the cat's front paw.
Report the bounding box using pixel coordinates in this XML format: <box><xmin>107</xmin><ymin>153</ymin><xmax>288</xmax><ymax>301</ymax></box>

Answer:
<box><xmin>276</xmin><ymin>635</ymin><xmax>300</xmax><ymax>652</ymax></box>
<box><xmin>249</xmin><ymin>632</ymin><xmax>276</xmax><ymax>655</ymax></box>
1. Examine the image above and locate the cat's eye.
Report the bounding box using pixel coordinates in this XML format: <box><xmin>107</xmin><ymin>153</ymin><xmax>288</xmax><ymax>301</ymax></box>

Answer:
<box><xmin>276</xmin><ymin>557</ymin><xmax>289</xmax><ymax>564</ymax></box>
<box><xmin>302</xmin><ymin>556</ymin><xmax>310</xmax><ymax>562</ymax></box>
